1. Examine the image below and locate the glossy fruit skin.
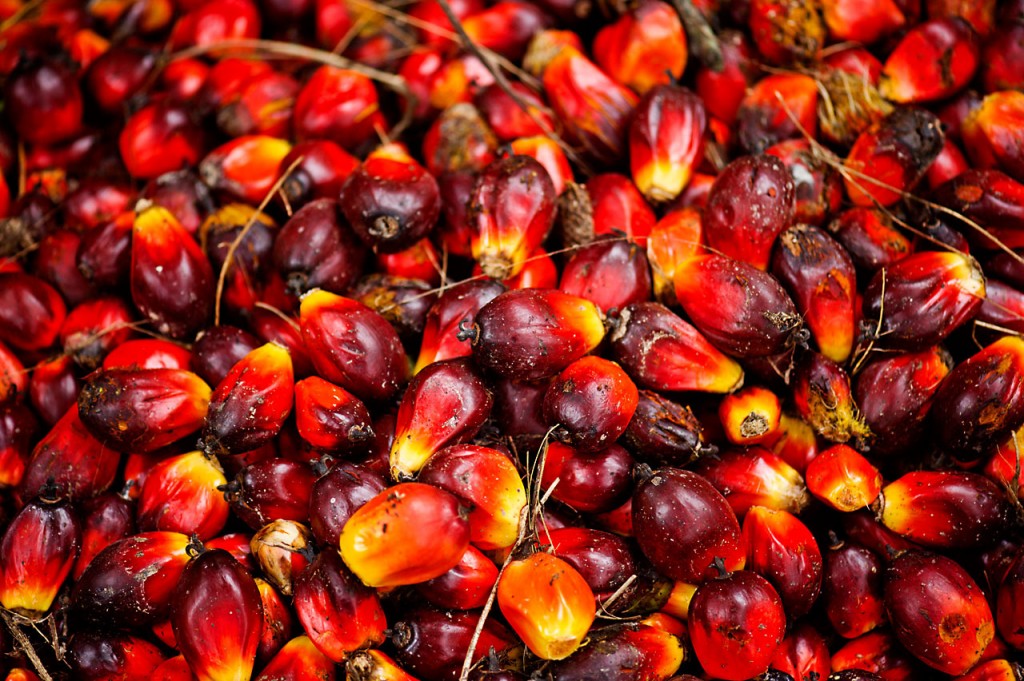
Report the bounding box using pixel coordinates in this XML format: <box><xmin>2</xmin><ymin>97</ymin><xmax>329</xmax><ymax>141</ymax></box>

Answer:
<box><xmin>693</xmin><ymin>447</ymin><xmax>809</xmax><ymax>517</ymax></box>
<box><xmin>299</xmin><ymin>290</ymin><xmax>409</xmax><ymax>404</ymax></box>
<box><xmin>471</xmin><ymin>289</ymin><xmax>605</xmax><ymax>381</ymax></box>
<box><xmin>930</xmin><ymin>336</ymin><xmax>1024</xmax><ymax>460</ymax></box>
<box><xmin>885</xmin><ymin>551</ymin><xmax>994</xmax><ymax>675</ymax></box>
<box><xmin>339</xmin><ymin>482</ymin><xmax>470</xmax><ymax>587</ymax></box>
<box><xmin>879</xmin><ymin>471</ymin><xmax>1011</xmax><ymax>550</ymax></box>
<box><xmin>770</xmin><ymin>623</ymin><xmax>831</xmax><ymax>681</ymax></box>
<box><xmin>120</xmin><ymin>101</ymin><xmax>205</xmax><ymax>180</ymax></box>
<box><xmin>546</xmin><ymin>624</ymin><xmax>685</xmax><ymax>681</ymax></box>
<box><xmin>0</xmin><ymin>272</ymin><xmax>67</xmax><ymax>351</ymax></box>
<box><xmin>6</xmin><ymin>56</ymin><xmax>83</xmax><ymax>145</ymax></box>
<box><xmin>829</xmin><ymin>630</ymin><xmax>924</xmax><ymax>681</ymax></box>
<box><xmin>703</xmin><ymin>155</ymin><xmax>795</xmax><ymax>271</ymax></box>
<box><xmin>225</xmin><ymin>459</ymin><xmax>317</xmax><ymax>530</ymax></box>
<box><xmin>621</xmin><ymin>390</ymin><xmax>710</xmax><ymax>468</ymax></box>
<box><xmin>0</xmin><ymin>403</ymin><xmax>38</xmax><ymax>489</ymax></box>
<box><xmin>171</xmin><ymin>548</ymin><xmax>264</xmax><ymax>681</ymax></box>
<box><xmin>390</xmin><ymin>358</ymin><xmax>492</xmax><ymax>480</ymax></box>
<box><xmin>718</xmin><ymin>386</ymin><xmax>782</xmax><ymax>446</ymax></box>
<box><xmin>559</xmin><ymin>237</ymin><xmax>653</xmax><ymax>315</ymax></box>
<box><xmin>273</xmin><ymin>199</ymin><xmax>366</xmax><ymax>296</ymax></box>
<box><xmin>293</xmin><ymin>376</ymin><xmax>374</xmax><ymax>454</ymax></box>
<box><xmin>0</xmin><ymin>495</ymin><xmax>80</xmax><ymax>616</ymax></box>
<box><xmin>824</xmin><ymin>541</ymin><xmax>886</xmax><ymax>639</ymax></box>
<box><xmin>854</xmin><ymin>347</ymin><xmax>951</xmax><ymax>456</ymax></box>
<box><xmin>255</xmin><ymin>635</ymin><xmax>336</xmax><ymax>681</ymax></box>
<box><xmin>609</xmin><ymin>302</ymin><xmax>744</xmax><ymax>394</ymax></box>
<box><xmin>415</xmin><ymin>279</ymin><xmax>505</xmax><ymax>374</ymax></box>
<box><xmin>73</xmin><ymin>492</ymin><xmax>136</xmax><ymax>580</ymax></box>
<box><xmin>542</xmin><ymin>527</ymin><xmax>637</xmax><ymax>603</ymax></box>
<box><xmin>675</xmin><ymin>254</ymin><xmax>803</xmax><ymax>358</ymax></box>
<box><xmin>742</xmin><ymin>506</ymin><xmax>822</xmax><ymax>617</ymax></box>
<box><xmin>292</xmin><ymin>66</ymin><xmax>386</xmax><ymax>152</ymax></box>
<box><xmin>540</xmin><ymin>442</ymin><xmax>635</xmax><ymax>514</ymax></box>
<box><xmin>632</xmin><ymin>467</ymin><xmax>745</xmax><ymax>583</ymax></box>
<box><xmin>292</xmin><ymin>548</ymin><xmax>386</xmax><ymax>662</ymax></box>
<box><xmin>498</xmin><ymin>551</ymin><xmax>596</xmax><ymax>660</ymax></box>
<box><xmin>67</xmin><ymin>631</ymin><xmax>166</xmax><ymax>681</ymax></box>
<box><xmin>593</xmin><ymin>0</ymin><xmax>687</xmax><ymax>95</ymax></box>
<box><xmin>689</xmin><ymin>570</ymin><xmax>786</xmax><ymax>681</ymax></box>
<box><xmin>390</xmin><ymin>605</ymin><xmax>516</xmax><ymax>681</ymax></box>
<box><xmin>28</xmin><ymin>355</ymin><xmax>78</xmax><ymax>428</ymax></box>
<box><xmin>470</xmin><ymin>154</ymin><xmax>556</xmax><ymax>280</ymax></box>
<box><xmin>137</xmin><ymin>451</ymin><xmax>229</xmax><ymax>540</ymax></box>
<box><xmin>827</xmin><ymin>207</ymin><xmax>910</xmax><ymax>272</ymax></box>
<box><xmin>629</xmin><ymin>85</ymin><xmax>706</xmax><ymax>203</ymax></box>
<box><xmin>543</xmin><ymin>356</ymin><xmax>638</xmax><ymax>453</ymax></box>
<box><xmin>418</xmin><ymin>444</ymin><xmax>527</xmax><ymax>551</ymax></box>
<box><xmin>880</xmin><ymin>18</ymin><xmax>979</xmax><ymax>104</ymax></box>
<box><xmin>307</xmin><ymin>460</ymin><xmax>387</xmax><ymax>549</ymax></box>
<box><xmin>736</xmin><ymin>74</ymin><xmax>820</xmax><ymax>155</ymax></box>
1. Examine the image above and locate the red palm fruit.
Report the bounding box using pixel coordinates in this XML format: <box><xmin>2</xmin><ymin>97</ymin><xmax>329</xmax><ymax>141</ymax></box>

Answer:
<box><xmin>622</xmin><ymin>390</ymin><xmax>710</xmax><ymax>468</ymax></box>
<box><xmin>854</xmin><ymin>347</ymin><xmax>951</xmax><ymax>456</ymax></box>
<box><xmin>982</xmin><ymin>26</ymin><xmax>1024</xmax><ymax>93</ymax></box>
<box><xmin>823</xmin><ymin>45</ymin><xmax>884</xmax><ymax>82</ymax></box>
<box><xmin>793</xmin><ymin>351</ymin><xmax>871</xmax><ymax>444</ymax></box>
<box><xmin>827</xmin><ymin>207</ymin><xmax>911</xmax><ymax>272</ymax></box>
<box><xmin>339</xmin><ymin>143</ymin><xmax>440</xmax><ymax>254</ymax></box>
<box><xmin>102</xmin><ymin>338</ymin><xmax>192</xmax><ymax>372</ymax></box>
<box><xmin>931</xmin><ymin>336</ymin><xmax>1024</xmax><ymax>460</ymax></box>
<box><xmin>646</xmin><ymin>208</ymin><xmax>703</xmax><ymax>305</ymax></box>
<box><xmin>35</xmin><ymin>230</ymin><xmax>97</xmax><ymax>307</ymax></box>
<box><xmin>201</xmin><ymin>343</ymin><xmax>294</xmax><ymax>457</ymax></box>
<box><xmin>0</xmin><ymin>272</ymin><xmax>66</xmax><ymax>351</ymax></box>
<box><xmin>0</xmin><ymin>494</ymin><xmax>79</xmax><ymax>616</ymax></box>
<box><xmin>690</xmin><ymin>569</ymin><xmax>785</xmax><ymax>681</ymax></box>
<box><xmin>543</xmin><ymin>527</ymin><xmax>637</xmax><ymax>603</ymax></box>
<box><xmin>417</xmin><ymin>444</ymin><xmax>526</xmax><ymax>550</ymax></box>
<box><xmin>78</xmin><ymin>368</ymin><xmax>211</xmax><ymax>453</ymax></box>
<box><xmin>171</xmin><ymin>547</ymin><xmax>264</xmax><ymax>681</ymax></box>
<box><xmin>140</xmin><ymin>169</ymin><xmax>215</xmax><ymax>237</ymax></box>
<box><xmin>695</xmin><ymin>30</ymin><xmax>755</xmax><ymax>125</ymax></box>
<box><xmin>299</xmin><ymin>290</ymin><xmax>409</xmax><ymax>403</ymax></box>
<box><xmin>273</xmin><ymin>199</ymin><xmax>365</xmax><ymax>296</ymax></box>
<box><xmin>85</xmin><ymin>44</ymin><xmax>156</xmax><ymax>112</ymax></box>
<box><xmin>743</xmin><ymin>506</ymin><xmax>822</xmax><ymax>617</ymax></box>
<box><xmin>169</xmin><ymin>0</ymin><xmax>260</xmax><ymax>48</ymax></box>
<box><xmin>955</xmin><ymin>660</ymin><xmax>1024</xmax><ymax>681</ymax></box>
<box><xmin>962</xmin><ymin>92</ymin><xmax>1024</xmax><ymax>183</ymax></box>
<box><xmin>769</xmin><ymin>412</ymin><xmax>819</xmax><ymax>475</ymax></box>
<box><xmin>805</xmin><ymin>445</ymin><xmax>881</xmax><ymax>512</ymax></box>
<box><xmin>389</xmin><ymin>358</ymin><xmax>491</xmax><ymax>480</ymax></box>
<box><xmin>927</xmin><ymin>138</ymin><xmax>970</xmax><ymax>188</ymax></box>
<box><xmin>862</xmin><ymin>251</ymin><xmax>985</xmax><ymax>351</ymax></box>
<box><xmin>254</xmin><ymin>577</ymin><xmax>293</xmax><ymax>664</ymax></box>
<box><xmin>469</xmin><ymin>155</ymin><xmax>555</xmax><ymax>280</ymax></box>
<box><xmin>58</xmin><ymin>296</ymin><xmax>134</xmax><ymax>369</ymax></box>
<box><xmin>190</xmin><ymin>327</ymin><xmax>260</xmax><ymax>388</ymax></box>
<box><xmin>119</xmin><ymin>101</ymin><xmax>205</xmax><ymax>179</ymax></box>
<box><xmin>675</xmin><ymin>254</ymin><xmax>803</xmax><ymax>357</ymax></box>
<box><xmin>736</xmin><ymin>75</ymin><xmax>818</xmax><ymax>155</ymax></box>
<box><xmin>137</xmin><ymin>452</ymin><xmax>229</xmax><ymax>540</ymax></box>
<box><xmin>586</xmin><ymin>173</ymin><xmax>657</xmax><ymax>244</ymax></box>
<box><xmin>703</xmin><ymin>156</ymin><xmax>795</xmax><ymax>270</ymax></box>
<box><xmin>5</xmin><ymin>56</ymin><xmax>83</xmax><ymax>145</ymax></box>
<box><xmin>255</xmin><ymin>636</ymin><xmax>334</xmax><ymax>681</ymax></box>
<box><xmin>593</xmin><ymin>0</ymin><xmax>686</xmax><ymax>95</ymax></box>
<box><xmin>18</xmin><ymin>405</ymin><xmax>120</xmax><ymax>503</ymax></box>
<box><xmin>629</xmin><ymin>85</ymin><xmax>706</xmax><ymax>204</ymax></box>
<box><xmin>693</xmin><ymin>447</ymin><xmax>809</xmax><ymax>517</ymax></box>
<box><xmin>498</xmin><ymin>551</ymin><xmax>596</xmax><ymax>660</ymax></box>
<box><xmin>767</xmin><ymin>140</ymin><xmax>843</xmax><ymax>227</ymax></box>
<box><xmin>539</xmin><ymin>442</ymin><xmax>634</xmax><ymax>514</ymax></box>
<box><xmin>250</xmin><ymin>308</ymin><xmax>314</xmax><ymax>377</ymax></box>
<box><xmin>471</xmin><ymin>289</ymin><xmax>604</xmax><ymax>381</ymax></box>
<box><xmin>376</xmin><ymin>238</ymin><xmax>442</xmax><ymax>286</ymax></box>
<box><xmin>0</xmin><ymin>340</ymin><xmax>25</xmax><ymax>402</ymax></box>
<box><xmin>428</xmin><ymin>53</ymin><xmax>496</xmax><ymax>110</ymax></box>
<box><xmin>719</xmin><ymin>386</ymin><xmax>782</xmax><ymax>446</ymax></box>
<box><xmin>932</xmin><ymin>170</ymin><xmax>1024</xmax><ymax>252</ymax></box>
<box><xmin>633</xmin><ymin>467</ymin><xmax>745</xmax><ymax>582</ymax></box>
<box><xmin>771</xmin><ymin>623</ymin><xmax>831</xmax><ymax>681</ymax></box>
<box><xmin>526</xmin><ymin>32</ymin><xmax>638</xmax><ymax>165</ymax></box>
<box><xmin>879</xmin><ymin>471</ymin><xmax>1011</xmax><ymax>550</ymax></box>
<box><xmin>414</xmin><ymin>279</ymin><xmax>504</xmax><ymax>374</ymax></box>
<box><xmin>841</xmin><ymin>512</ymin><xmax>921</xmax><ymax>562</ymax></box>
<box><xmin>886</xmin><ymin>551</ymin><xmax>994</xmax><ymax>675</ymax></box>
<box><xmin>422</xmin><ymin>103</ymin><xmax>498</xmax><ymax>177</ymax></box>
<box><xmin>351</xmin><ymin>273</ymin><xmax>433</xmax><ymax>345</ymax></box>
<box><xmin>278</xmin><ymin>140</ymin><xmax>358</xmax><ymax>208</ymax></box>
<box><xmin>462</xmin><ymin>1</ymin><xmax>552</xmax><ymax>60</ymax></box>
<box><xmin>308</xmin><ymin>460</ymin><xmax>387</xmax><ymax>548</ymax></box>
<box><xmin>996</xmin><ymin>549</ymin><xmax>1024</xmax><ymax>650</ymax></box>
<box><xmin>830</xmin><ymin>630</ymin><xmax>925</xmax><ymax>680</ymax></box>
<box><xmin>199</xmin><ymin>135</ymin><xmax>291</xmax><ymax>205</ymax></box>
<box><xmin>293</xmin><ymin>66</ymin><xmax>385</xmax><ymax>152</ymax></box>
<box><xmin>72</xmin><ymin>492</ymin><xmax>135</xmax><ymax>580</ymax></box>
<box><xmin>750</xmin><ymin>0</ymin><xmax>825</xmax><ymax>64</ymax></box>
<box><xmin>416</xmin><ymin>545</ymin><xmax>498</xmax><ymax>610</ymax></box>
<box><xmin>844</xmin><ymin>108</ymin><xmax>945</xmax><ymax>207</ymax></box>
<box><xmin>880</xmin><ymin>18</ymin><xmax>979</xmax><ymax>103</ymax></box>
<box><xmin>223</xmin><ymin>459</ymin><xmax>316</xmax><ymax>530</ymax></box>
<box><xmin>824</xmin><ymin>540</ymin><xmax>887</xmax><ymax>638</ymax></box>
<box><xmin>610</xmin><ymin>302</ymin><xmax>744</xmax><ymax>393</ymax></box>
<box><xmin>340</xmin><ymin>482</ymin><xmax>470</xmax><ymax>587</ymax></box>
<box><xmin>4</xmin><ymin>670</ymin><xmax>43</xmax><ymax>681</ymax></box>
<box><xmin>131</xmin><ymin>204</ymin><xmax>213</xmax><ymax>339</ymax></box>
<box><xmin>546</xmin><ymin>624</ymin><xmax>685</xmax><ymax>680</ymax></box>
<box><xmin>543</xmin><ymin>356</ymin><xmax>639</xmax><ymax>453</ymax></box>
<box><xmin>200</xmin><ymin>205</ymin><xmax>276</xmax><ymax>321</ymax></box>
<box><xmin>294</xmin><ymin>377</ymin><xmax>373</xmax><ymax>453</ymax></box>
<box><xmin>978</xmin><ymin>278</ymin><xmax>1024</xmax><ymax>335</ymax></box>
<box><xmin>217</xmin><ymin>70</ymin><xmax>298</xmax><ymax>139</ymax></box>
<box><xmin>0</xmin><ymin>403</ymin><xmax>37</xmax><ymax>488</ymax></box>
<box><xmin>821</xmin><ymin>0</ymin><xmax>905</xmax><ymax>42</ymax></box>
<box><xmin>68</xmin><ymin>631</ymin><xmax>166</xmax><ymax>680</ymax></box>
<box><xmin>475</xmin><ymin>82</ymin><xmax>553</xmax><ymax>142</ymax></box>
<box><xmin>205</xmin><ymin>534</ymin><xmax>256</xmax><ymax>571</ymax></box>
<box><xmin>508</xmin><ymin>136</ymin><xmax>572</xmax><ymax>196</ymax></box>
<box><xmin>391</xmin><ymin>605</ymin><xmax>515</xmax><ymax>680</ymax></box>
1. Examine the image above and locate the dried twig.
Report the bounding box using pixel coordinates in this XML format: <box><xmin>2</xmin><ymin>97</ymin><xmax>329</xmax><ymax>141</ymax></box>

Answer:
<box><xmin>1</xmin><ymin>611</ymin><xmax>55</xmax><ymax>681</ymax></box>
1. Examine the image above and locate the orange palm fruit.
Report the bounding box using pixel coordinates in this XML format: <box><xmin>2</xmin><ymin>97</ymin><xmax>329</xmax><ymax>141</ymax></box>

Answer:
<box><xmin>880</xmin><ymin>18</ymin><xmax>979</xmax><ymax>104</ymax></box>
<box><xmin>962</xmin><ymin>91</ymin><xmax>1024</xmax><ymax>184</ymax></box>
<box><xmin>171</xmin><ymin>548</ymin><xmax>265</xmax><ymax>681</ymax></box>
<box><xmin>137</xmin><ymin>451</ymin><xmax>230</xmax><ymax>540</ymax></box>
<box><xmin>743</xmin><ymin>505</ymin><xmax>822</xmax><ymax>617</ymax></box>
<box><xmin>629</xmin><ymin>85</ymin><xmax>706</xmax><ymax>203</ymax></box>
<box><xmin>543</xmin><ymin>356</ymin><xmax>639</xmax><ymax>453</ymax></box>
<box><xmin>735</xmin><ymin>74</ymin><xmax>818</xmax><ymax>154</ymax></box>
<box><xmin>821</xmin><ymin>0</ymin><xmax>905</xmax><ymax>43</ymax></box>
<box><xmin>718</xmin><ymin>386</ymin><xmax>782</xmax><ymax>446</ymax></box>
<box><xmin>497</xmin><ymin>551</ymin><xmax>596</xmax><ymax>660</ymax></box>
<box><xmin>199</xmin><ymin>135</ymin><xmax>292</xmax><ymax>204</ymax></box>
<box><xmin>293</xmin><ymin>376</ymin><xmax>374</xmax><ymax>454</ymax></box>
<box><xmin>805</xmin><ymin>444</ymin><xmax>882</xmax><ymax>512</ymax></box>
<box><xmin>254</xmin><ymin>635</ymin><xmax>336</xmax><ymax>681</ymax></box>
<box><xmin>339</xmin><ymin>482</ymin><xmax>470</xmax><ymax>587</ymax></box>
<box><xmin>593</xmin><ymin>0</ymin><xmax>687</xmax><ymax>94</ymax></box>
<box><xmin>413</xmin><ymin>278</ymin><xmax>505</xmax><ymax>374</ymax></box>
<box><xmin>693</xmin><ymin>447</ymin><xmax>810</xmax><ymax>517</ymax></box>
<box><xmin>646</xmin><ymin>208</ymin><xmax>704</xmax><ymax>305</ymax></box>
